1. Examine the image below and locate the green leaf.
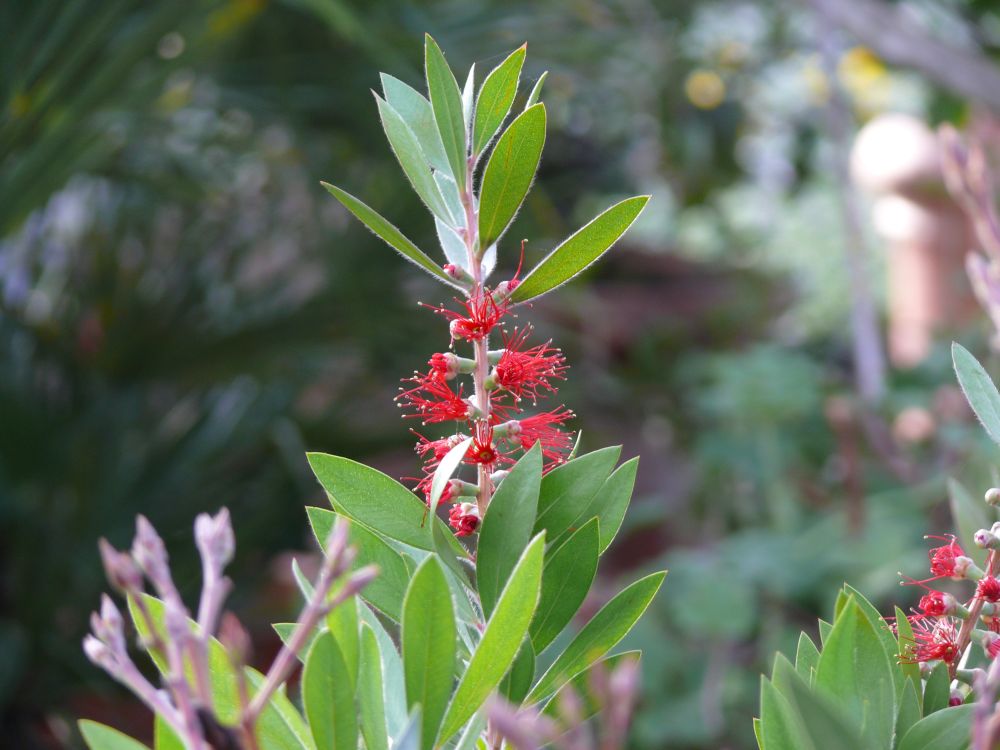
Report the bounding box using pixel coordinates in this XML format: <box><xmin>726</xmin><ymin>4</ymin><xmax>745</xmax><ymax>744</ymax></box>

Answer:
<box><xmin>576</xmin><ymin>456</ymin><xmax>638</xmax><ymax>553</ymax></box>
<box><xmin>815</xmin><ymin>599</ymin><xmax>896</xmax><ymax>748</ymax></box>
<box><xmin>79</xmin><ymin>722</ymin><xmax>150</xmax><ymax>750</ymax></box>
<box><xmin>321</xmin><ymin>183</ymin><xmax>456</xmax><ymax>286</ymax></box>
<box><xmin>478</xmin><ymin>103</ymin><xmax>545</xmax><ymax>250</ymax></box>
<box><xmin>430</xmin><ymin>437</ymin><xmax>473</xmax><ymax>516</ymax></box>
<box><xmin>381</xmin><ymin>74</ymin><xmax>451</xmax><ymax>177</ymax></box>
<box><xmin>439</xmin><ymin>533</ymin><xmax>547</xmax><ymax>741</ymax></box>
<box><xmin>923</xmin><ymin>662</ymin><xmax>951</xmax><ymax>715</ymax></box>
<box><xmin>425</xmin><ymin>35</ymin><xmax>468</xmax><ymax>192</ymax></box>
<box><xmin>949</xmin><ymin>477</ymin><xmax>994</xmax><ymax>567</ymax></box>
<box><xmin>359</xmin><ymin>624</ymin><xmax>390</xmax><ymax>750</ymax></box>
<box><xmin>307</xmin><ymin>506</ymin><xmax>411</xmax><ymax>621</ymax></box>
<box><xmin>307</xmin><ymin>454</ymin><xmax>465</xmax><ymax>557</ymax></box>
<box><xmin>128</xmin><ymin>595</ymin><xmax>315</xmax><ymax>750</ymax></box>
<box><xmin>840</xmin><ymin>584</ymin><xmax>906</xmax><ymax>697</ymax></box>
<box><xmin>473</xmin><ymin>45</ymin><xmax>526</xmax><ymax>156</ymax></box>
<box><xmin>153</xmin><ymin>716</ymin><xmax>183</xmax><ymax>750</ymax></box>
<box><xmin>525</xmin><ymin>71</ymin><xmax>547</xmax><ymax>109</ymax></box>
<box><xmin>794</xmin><ymin>632</ymin><xmax>820</xmax><ymax>683</ymax></box>
<box><xmin>394</xmin><ymin>709</ymin><xmax>422</xmax><ymax>750</ymax></box>
<box><xmin>533</xmin><ymin>446</ymin><xmax>620</xmax><ymax>544</ymax></box>
<box><xmin>898</xmin><ymin>704</ymin><xmax>974</xmax><ymax>750</ymax></box>
<box><xmin>375</xmin><ymin>95</ymin><xmax>456</xmax><ymax>223</ymax></box>
<box><xmin>894</xmin><ymin>607</ymin><xmax>922</xmax><ymax>695</ymax></box>
<box><xmin>818</xmin><ymin>619</ymin><xmax>833</xmax><ymax>645</ymax></box>
<box><xmin>953</xmin><ymin>342</ymin><xmax>1000</xmax><ymax>445</ymax></box>
<box><xmin>327</xmin><ymin>594</ymin><xmax>359</xmax><ymax>688</ymax></box>
<box><xmin>477</xmin><ymin>443</ymin><xmax>542</xmax><ymax>617</ymax></box>
<box><xmin>780</xmin><ymin>667</ymin><xmax>873</xmax><ymax>750</ymax></box>
<box><xmin>499</xmin><ymin>640</ymin><xmax>535</xmax><ymax>704</ymax></box>
<box><xmin>272</xmin><ymin>621</ymin><xmax>320</xmax><ymax>663</ymax></box>
<box><xmin>511</xmin><ymin>196</ymin><xmax>650</xmax><ymax>303</ymax></box>
<box><xmin>526</xmin><ymin>570</ymin><xmax>666</xmax><ymax>704</ymax></box>
<box><xmin>529</xmin><ymin>517</ymin><xmax>599</xmax><ymax>653</ymax></box>
<box><xmin>303</xmin><ymin>632</ymin><xmax>358</xmax><ymax>750</ymax></box>
<box><xmin>462</xmin><ymin>65</ymin><xmax>476</xmax><ymax>130</ymax></box>
<box><xmin>758</xmin><ymin>679</ymin><xmax>808</xmax><ymax>750</ymax></box>
<box><xmin>403</xmin><ymin>556</ymin><xmax>456</xmax><ymax>750</ymax></box>
<box><xmin>896</xmin><ymin>678</ymin><xmax>922</xmax><ymax>750</ymax></box>
<box><xmin>360</xmin><ymin>604</ymin><xmax>408</xmax><ymax>738</ymax></box>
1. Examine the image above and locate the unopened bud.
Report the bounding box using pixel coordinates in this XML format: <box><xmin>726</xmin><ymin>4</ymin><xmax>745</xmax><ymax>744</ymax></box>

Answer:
<box><xmin>954</xmin><ymin>556</ymin><xmax>984</xmax><ymax>580</ymax></box>
<box><xmin>492</xmin><ymin>278</ymin><xmax>520</xmax><ymax>301</ymax></box>
<box><xmin>443</xmin><ymin>264</ymin><xmax>474</xmax><ymax>285</ymax></box>
<box><xmin>164</xmin><ymin>600</ymin><xmax>190</xmax><ymax>645</ymax></box>
<box><xmin>975</xmin><ymin>529</ymin><xmax>1000</xmax><ymax>550</ymax></box>
<box><xmin>195</xmin><ymin>508</ymin><xmax>235</xmax><ymax>570</ymax></box>
<box><xmin>83</xmin><ymin>635</ymin><xmax>116</xmax><ymax>670</ymax></box>
<box><xmin>449</xmin><ymin>479</ymin><xmax>478</xmax><ymax>499</ymax></box>
<box><xmin>98</xmin><ymin>595</ymin><xmax>126</xmax><ymax>652</ymax></box>
<box><xmin>132</xmin><ymin>516</ymin><xmax>170</xmax><ymax>587</ymax></box>
<box><xmin>949</xmin><ymin>688</ymin><xmax>965</xmax><ymax>707</ymax></box>
<box><xmin>986</xmin><ymin>487</ymin><xmax>1000</xmax><ymax>506</ymax></box>
<box><xmin>99</xmin><ymin>538</ymin><xmax>143</xmax><ymax>593</ymax></box>
<box><xmin>490</xmin><ymin>470</ymin><xmax>510</xmax><ymax>485</ymax></box>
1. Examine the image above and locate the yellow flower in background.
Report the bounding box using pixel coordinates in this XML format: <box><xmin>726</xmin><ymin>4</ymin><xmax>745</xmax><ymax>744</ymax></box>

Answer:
<box><xmin>838</xmin><ymin>46</ymin><xmax>891</xmax><ymax>116</ymax></box>
<box><xmin>685</xmin><ymin>69</ymin><xmax>726</xmax><ymax>110</ymax></box>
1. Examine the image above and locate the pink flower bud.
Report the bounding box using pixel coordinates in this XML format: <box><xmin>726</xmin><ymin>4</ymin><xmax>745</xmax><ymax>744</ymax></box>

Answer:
<box><xmin>195</xmin><ymin>508</ymin><xmax>235</xmax><ymax>570</ymax></box>
<box><xmin>83</xmin><ymin>635</ymin><xmax>116</xmax><ymax>670</ymax></box>
<box><xmin>132</xmin><ymin>516</ymin><xmax>170</xmax><ymax>587</ymax></box>
<box><xmin>98</xmin><ymin>538</ymin><xmax>143</xmax><ymax>593</ymax></box>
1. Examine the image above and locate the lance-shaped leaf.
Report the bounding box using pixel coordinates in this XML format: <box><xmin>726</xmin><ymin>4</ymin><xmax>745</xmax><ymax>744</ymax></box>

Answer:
<box><xmin>359</xmin><ymin>624</ymin><xmax>390</xmax><ymax>750</ymax></box>
<box><xmin>572</xmin><ymin>456</ymin><xmax>638</xmax><ymax>553</ymax></box>
<box><xmin>79</xmin><ymin>722</ymin><xmax>150</xmax><ymax>750</ymax></box>
<box><xmin>307</xmin><ymin>453</ymin><xmax>465</xmax><ymax>557</ymax></box>
<box><xmin>439</xmin><ymin>533</ymin><xmax>546</xmax><ymax>741</ymax></box>
<box><xmin>360</xmin><ymin>604</ymin><xmax>408</xmax><ymax>737</ymax></box>
<box><xmin>898</xmin><ymin>704</ymin><xmax>974</xmax><ymax>750</ymax></box>
<box><xmin>473</xmin><ymin>45</ymin><xmax>526</xmax><ymax>156</ymax></box>
<box><xmin>953</xmin><ymin>342</ymin><xmax>1000</xmax><ymax>445</ymax></box>
<box><xmin>403</xmin><ymin>556</ymin><xmax>456</xmax><ymax>750</ymax></box>
<box><xmin>533</xmin><ymin>446</ymin><xmax>620</xmax><ymax>542</ymax></box>
<box><xmin>525</xmin><ymin>71</ymin><xmax>548</xmax><ymax>109</ymax></box>
<box><xmin>477</xmin><ymin>443</ymin><xmax>542</xmax><ymax>617</ymax></box>
<box><xmin>511</xmin><ymin>196</ymin><xmax>650</xmax><ymax>303</ymax></box>
<box><xmin>500</xmin><ymin>640</ymin><xmax>535</xmax><ymax>704</ymax></box>
<box><xmin>529</xmin><ymin>518</ymin><xmax>599</xmax><ymax>653</ymax></box>
<box><xmin>429</xmin><ymin>436</ymin><xmax>473</xmax><ymax>516</ymax></box>
<box><xmin>303</xmin><ymin>632</ymin><xmax>358</xmax><ymax>750</ymax></box>
<box><xmin>375</xmin><ymin>95</ymin><xmax>456</xmax><ymax>224</ymax></box>
<box><xmin>425</xmin><ymin>34</ymin><xmax>468</xmax><ymax>192</ymax></box>
<box><xmin>307</xmin><ymin>506</ymin><xmax>411</xmax><ymax>621</ymax></box>
<box><xmin>525</xmin><ymin>570</ymin><xmax>666</xmax><ymax>704</ymax></box>
<box><xmin>326</xmin><ymin>594</ymin><xmax>359</xmax><ymax>688</ymax></box>
<box><xmin>478</xmin><ymin>103</ymin><xmax>546</xmax><ymax>250</ymax></box>
<box><xmin>381</xmin><ymin>74</ymin><xmax>451</xmax><ymax>176</ymax></box>
<box><xmin>321</xmin><ymin>184</ymin><xmax>458</xmax><ymax>287</ymax></box>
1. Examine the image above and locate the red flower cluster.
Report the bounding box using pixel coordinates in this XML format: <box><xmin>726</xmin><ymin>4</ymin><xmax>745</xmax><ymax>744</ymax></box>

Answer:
<box><xmin>397</xmin><ymin>277</ymin><xmax>575</xmax><ymax>536</ymax></box>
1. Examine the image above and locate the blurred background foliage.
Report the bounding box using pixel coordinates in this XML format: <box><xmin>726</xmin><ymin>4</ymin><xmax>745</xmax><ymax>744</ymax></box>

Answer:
<box><xmin>4</xmin><ymin>0</ymin><xmax>1000</xmax><ymax>747</ymax></box>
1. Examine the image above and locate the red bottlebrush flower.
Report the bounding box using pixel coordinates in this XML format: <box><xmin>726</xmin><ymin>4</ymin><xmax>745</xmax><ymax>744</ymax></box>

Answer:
<box><xmin>414</xmin><ymin>431</ymin><xmax>468</xmax><ymax>463</ymax></box>
<box><xmin>414</xmin><ymin>473</ymin><xmax>456</xmax><ymax>505</ymax></box>
<box><xmin>426</xmin><ymin>291</ymin><xmax>509</xmax><ymax>342</ymax></box>
<box><xmin>449</xmin><ymin>502</ymin><xmax>480</xmax><ymax>537</ymax></box>
<box><xmin>397</xmin><ymin>375</ymin><xmax>472</xmax><ymax>424</ymax></box>
<box><xmin>905</xmin><ymin>535</ymin><xmax>968</xmax><ymax>583</ymax></box>
<box><xmin>499</xmin><ymin>408</ymin><xmax>575</xmax><ymax>465</ymax></box>
<box><xmin>428</xmin><ymin>352</ymin><xmax>460</xmax><ymax>381</ymax></box>
<box><xmin>492</xmin><ymin>328</ymin><xmax>567</xmax><ymax>402</ymax></box>
<box><xmin>918</xmin><ymin>590</ymin><xmax>954</xmax><ymax>617</ymax></box>
<box><xmin>979</xmin><ymin>576</ymin><xmax>1000</xmax><ymax>603</ymax></box>
<box><xmin>900</xmin><ymin>615</ymin><xmax>960</xmax><ymax>664</ymax></box>
<box><xmin>464</xmin><ymin>421</ymin><xmax>507</xmax><ymax>471</ymax></box>
<box><xmin>949</xmin><ymin>693</ymin><xmax>964</xmax><ymax>707</ymax></box>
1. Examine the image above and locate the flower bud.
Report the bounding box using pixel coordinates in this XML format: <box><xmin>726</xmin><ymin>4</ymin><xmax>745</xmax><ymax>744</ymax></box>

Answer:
<box><xmin>132</xmin><ymin>516</ymin><xmax>170</xmax><ymax>587</ymax></box>
<box><xmin>195</xmin><ymin>508</ymin><xmax>235</xmax><ymax>571</ymax></box>
<box><xmin>99</xmin><ymin>538</ymin><xmax>143</xmax><ymax>593</ymax></box>
<box><xmin>974</xmin><ymin>528</ymin><xmax>1000</xmax><ymax>550</ymax></box>
<box><xmin>954</xmin><ymin>556</ymin><xmax>984</xmax><ymax>580</ymax></box>
<box><xmin>443</xmin><ymin>264</ymin><xmax>474</xmax><ymax>285</ymax></box>
<box><xmin>987</xmin><ymin>487</ymin><xmax>1000</xmax><ymax>506</ymax></box>
<box><xmin>83</xmin><ymin>635</ymin><xmax>116</xmax><ymax>670</ymax></box>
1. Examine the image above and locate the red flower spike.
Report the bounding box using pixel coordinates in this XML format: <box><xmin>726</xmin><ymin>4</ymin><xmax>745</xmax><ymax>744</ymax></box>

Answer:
<box><xmin>903</xmin><ymin>535</ymin><xmax>968</xmax><ymax>584</ymax></box>
<box><xmin>493</xmin><ymin>328</ymin><xmax>567</xmax><ymax>402</ymax></box>
<box><xmin>465</xmin><ymin>421</ymin><xmax>505</xmax><ymax>471</ymax></box>
<box><xmin>899</xmin><ymin>615</ymin><xmax>960</xmax><ymax>664</ymax></box>
<box><xmin>979</xmin><ymin>576</ymin><xmax>1000</xmax><ymax>603</ymax></box>
<box><xmin>397</xmin><ymin>375</ymin><xmax>472</xmax><ymax>424</ymax></box>
<box><xmin>449</xmin><ymin>502</ymin><xmax>481</xmax><ymax>537</ymax></box>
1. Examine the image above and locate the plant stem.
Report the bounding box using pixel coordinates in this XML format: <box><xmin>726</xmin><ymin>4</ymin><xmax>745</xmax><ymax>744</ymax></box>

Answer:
<box><xmin>462</xmin><ymin>154</ymin><xmax>494</xmax><ymax>516</ymax></box>
<box><xmin>955</xmin><ymin>550</ymin><xmax>998</xmax><ymax>681</ymax></box>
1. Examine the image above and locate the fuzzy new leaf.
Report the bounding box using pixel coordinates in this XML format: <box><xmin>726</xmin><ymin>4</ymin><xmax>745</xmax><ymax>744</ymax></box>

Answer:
<box><xmin>425</xmin><ymin>35</ymin><xmax>467</xmax><ymax>192</ymax></box>
<box><xmin>953</xmin><ymin>342</ymin><xmax>1000</xmax><ymax>445</ymax></box>
<box><xmin>473</xmin><ymin>45</ymin><xmax>526</xmax><ymax>156</ymax></box>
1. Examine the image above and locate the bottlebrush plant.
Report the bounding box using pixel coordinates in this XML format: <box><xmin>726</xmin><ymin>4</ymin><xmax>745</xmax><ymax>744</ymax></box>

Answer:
<box><xmin>754</xmin><ymin>344</ymin><xmax>1000</xmax><ymax>750</ymax></box>
<box><xmin>78</xmin><ymin>35</ymin><xmax>664</xmax><ymax>750</ymax></box>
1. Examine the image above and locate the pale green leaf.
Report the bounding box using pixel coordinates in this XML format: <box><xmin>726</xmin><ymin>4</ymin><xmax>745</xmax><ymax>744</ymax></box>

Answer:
<box><xmin>794</xmin><ymin>632</ymin><xmax>820</xmax><ymax>683</ymax></box>
<box><xmin>477</xmin><ymin>443</ymin><xmax>542</xmax><ymax>617</ymax></box>
<box><xmin>430</xmin><ymin>437</ymin><xmax>473</xmax><ymax>515</ymax></box>
<box><xmin>359</xmin><ymin>624</ymin><xmax>390</xmax><ymax>750</ymax></box>
<box><xmin>375</xmin><ymin>95</ymin><xmax>455</xmax><ymax>223</ymax></box>
<box><xmin>511</xmin><ymin>196</ymin><xmax>650</xmax><ymax>303</ymax></box>
<box><xmin>79</xmin><ymin>721</ymin><xmax>150</xmax><ymax>750</ymax></box>
<box><xmin>359</xmin><ymin>604</ymin><xmax>408</xmax><ymax>738</ymax></box>
<box><xmin>381</xmin><ymin>74</ymin><xmax>451</xmax><ymax>176</ymax></box>
<box><xmin>303</xmin><ymin>632</ymin><xmax>358</xmax><ymax>750</ymax></box>
<box><xmin>473</xmin><ymin>45</ymin><xmax>526</xmax><ymax>156</ymax></box>
<box><xmin>478</xmin><ymin>103</ymin><xmax>545</xmax><ymax>250</ymax></box>
<box><xmin>923</xmin><ymin>662</ymin><xmax>951</xmax><ymax>715</ymax></box>
<box><xmin>525</xmin><ymin>72</ymin><xmax>547</xmax><ymax>109</ymax></box>
<box><xmin>898</xmin><ymin>704</ymin><xmax>974</xmax><ymax>750</ymax></box>
<box><xmin>403</xmin><ymin>556</ymin><xmax>456</xmax><ymax>750</ymax></box>
<box><xmin>953</xmin><ymin>342</ymin><xmax>1000</xmax><ymax>445</ymax></box>
<box><xmin>326</xmin><ymin>594</ymin><xmax>359</xmax><ymax>688</ymax></box>
<box><xmin>439</xmin><ymin>534</ymin><xmax>546</xmax><ymax>741</ymax></box>
<box><xmin>526</xmin><ymin>570</ymin><xmax>666</xmax><ymax>704</ymax></box>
